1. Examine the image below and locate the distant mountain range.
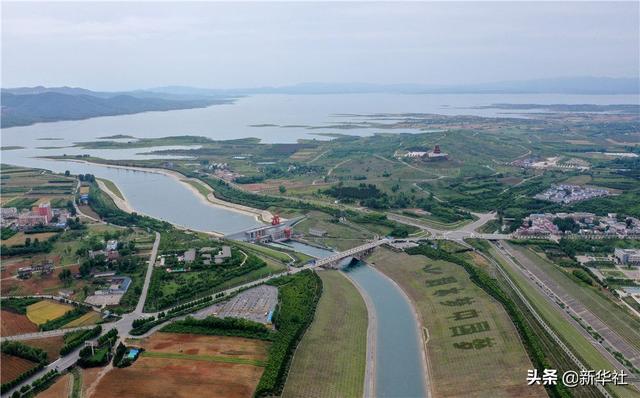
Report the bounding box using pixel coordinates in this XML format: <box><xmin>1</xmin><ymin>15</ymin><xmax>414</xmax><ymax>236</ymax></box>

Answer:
<box><xmin>153</xmin><ymin>77</ymin><xmax>640</xmax><ymax>96</ymax></box>
<box><xmin>2</xmin><ymin>77</ymin><xmax>637</xmax><ymax>128</ymax></box>
<box><xmin>0</xmin><ymin>87</ymin><xmax>233</xmax><ymax>128</ymax></box>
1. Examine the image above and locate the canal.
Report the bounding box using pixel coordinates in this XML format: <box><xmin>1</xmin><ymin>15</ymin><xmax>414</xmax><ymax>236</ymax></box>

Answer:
<box><xmin>277</xmin><ymin>241</ymin><xmax>427</xmax><ymax>397</ymax></box>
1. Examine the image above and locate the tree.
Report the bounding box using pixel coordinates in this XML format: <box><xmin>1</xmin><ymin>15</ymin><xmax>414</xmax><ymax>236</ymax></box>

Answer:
<box><xmin>59</xmin><ymin>269</ymin><xmax>72</xmax><ymax>283</ymax></box>
<box><xmin>279</xmin><ymin>185</ymin><xmax>287</xmax><ymax>194</ymax></box>
<box><xmin>24</xmin><ymin>238</ymin><xmax>31</xmax><ymax>247</ymax></box>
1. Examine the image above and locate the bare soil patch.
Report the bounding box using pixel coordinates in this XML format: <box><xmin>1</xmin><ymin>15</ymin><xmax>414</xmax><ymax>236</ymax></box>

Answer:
<box><xmin>1</xmin><ymin>353</ymin><xmax>37</xmax><ymax>384</ymax></box>
<box><xmin>24</xmin><ymin>336</ymin><xmax>65</xmax><ymax>363</ymax></box>
<box><xmin>36</xmin><ymin>373</ymin><xmax>71</xmax><ymax>398</ymax></box>
<box><xmin>0</xmin><ymin>310</ymin><xmax>38</xmax><ymax>337</ymax></box>
<box><xmin>134</xmin><ymin>333</ymin><xmax>269</xmax><ymax>361</ymax></box>
<box><xmin>2</xmin><ymin>264</ymin><xmax>79</xmax><ymax>296</ymax></box>
<box><xmin>91</xmin><ymin>357</ymin><xmax>264</xmax><ymax>398</ymax></box>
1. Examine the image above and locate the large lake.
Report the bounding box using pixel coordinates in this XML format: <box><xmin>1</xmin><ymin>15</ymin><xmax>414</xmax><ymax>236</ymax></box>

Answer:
<box><xmin>3</xmin><ymin>93</ymin><xmax>635</xmax><ymax>396</ymax></box>
<box><xmin>2</xmin><ymin>93</ymin><xmax>637</xmax><ymax>235</ymax></box>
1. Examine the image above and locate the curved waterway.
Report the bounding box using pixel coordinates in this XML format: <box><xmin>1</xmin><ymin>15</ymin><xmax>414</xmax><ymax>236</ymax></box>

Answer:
<box><xmin>280</xmin><ymin>241</ymin><xmax>427</xmax><ymax>397</ymax></box>
<box><xmin>1</xmin><ymin>154</ymin><xmax>261</xmax><ymax>235</ymax></box>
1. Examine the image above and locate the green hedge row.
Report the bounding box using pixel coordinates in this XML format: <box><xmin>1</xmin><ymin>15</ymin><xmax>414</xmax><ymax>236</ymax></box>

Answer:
<box><xmin>254</xmin><ymin>270</ymin><xmax>322</xmax><ymax>397</ymax></box>
<box><xmin>1</xmin><ymin>341</ymin><xmax>47</xmax><ymax>364</ymax></box>
<box><xmin>60</xmin><ymin>326</ymin><xmax>102</xmax><ymax>355</ymax></box>
<box><xmin>40</xmin><ymin>306</ymin><xmax>89</xmax><ymax>331</ymax></box>
<box><xmin>161</xmin><ymin>316</ymin><xmax>273</xmax><ymax>340</ymax></box>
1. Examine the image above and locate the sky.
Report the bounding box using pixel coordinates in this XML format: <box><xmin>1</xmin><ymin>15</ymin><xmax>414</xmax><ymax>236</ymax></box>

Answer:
<box><xmin>1</xmin><ymin>1</ymin><xmax>639</xmax><ymax>91</ymax></box>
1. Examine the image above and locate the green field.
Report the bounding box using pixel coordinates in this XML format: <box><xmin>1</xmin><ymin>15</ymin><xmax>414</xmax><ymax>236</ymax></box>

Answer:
<box><xmin>489</xmin><ymin>246</ymin><xmax>640</xmax><ymax>398</ymax></box>
<box><xmin>282</xmin><ymin>271</ymin><xmax>367</xmax><ymax>398</ymax></box>
<box><xmin>370</xmin><ymin>248</ymin><xmax>545</xmax><ymax>398</ymax></box>
<box><xmin>511</xmin><ymin>244</ymin><xmax>640</xmax><ymax>350</ymax></box>
<box><xmin>294</xmin><ymin>210</ymin><xmax>373</xmax><ymax>251</ymax></box>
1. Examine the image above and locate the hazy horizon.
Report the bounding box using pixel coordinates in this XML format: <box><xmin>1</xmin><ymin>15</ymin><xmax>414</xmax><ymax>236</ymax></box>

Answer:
<box><xmin>2</xmin><ymin>1</ymin><xmax>639</xmax><ymax>91</ymax></box>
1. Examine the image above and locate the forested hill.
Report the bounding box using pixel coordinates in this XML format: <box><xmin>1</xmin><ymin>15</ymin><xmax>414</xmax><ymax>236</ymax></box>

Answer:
<box><xmin>1</xmin><ymin>90</ymin><xmax>232</xmax><ymax>128</ymax></box>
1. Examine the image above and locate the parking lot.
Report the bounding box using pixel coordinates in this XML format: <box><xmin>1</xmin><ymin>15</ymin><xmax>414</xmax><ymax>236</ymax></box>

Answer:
<box><xmin>194</xmin><ymin>285</ymin><xmax>278</xmax><ymax>324</ymax></box>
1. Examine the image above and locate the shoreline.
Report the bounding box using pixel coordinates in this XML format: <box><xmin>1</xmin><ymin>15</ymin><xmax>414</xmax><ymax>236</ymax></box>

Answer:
<box><xmin>57</xmin><ymin>158</ymin><xmax>272</xmax><ymax>222</ymax></box>
<box><xmin>88</xmin><ymin>169</ymin><xmax>224</xmax><ymax>237</ymax></box>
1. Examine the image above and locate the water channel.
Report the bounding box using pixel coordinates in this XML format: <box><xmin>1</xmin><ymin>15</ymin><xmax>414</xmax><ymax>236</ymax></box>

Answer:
<box><xmin>278</xmin><ymin>241</ymin><xmax>427</xmax><ymax>397</ymax></box>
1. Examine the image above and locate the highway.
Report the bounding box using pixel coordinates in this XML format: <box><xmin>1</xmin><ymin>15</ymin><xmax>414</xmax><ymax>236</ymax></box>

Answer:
<box><xmin>388</xmin><ymin>211</ymin><xmax>512</xmax><ymax>241</ymax></box>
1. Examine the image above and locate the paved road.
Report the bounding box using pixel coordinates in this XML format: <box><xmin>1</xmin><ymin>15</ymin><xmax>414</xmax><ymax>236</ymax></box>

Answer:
<box><xmin>482</xmin><ymin>244</ymin><xmax>617</xmax><ymax>397</ymax></box>
<box><xmin>134</xmin><ymin>232</ymin><xmax>160</xmax><ymax>315</ymax></box>
<box><xmin>493</xmin><ymin>242</ymin><xmax>640</xmax><ymax>390</ymax></box>
<box><xmin>0</xmin><ymin>326</ymin><xmax>94</xmax><ymax>342</ymax></box>
<box><xmin>387</xmin><ymin>211</ymin><xmax>510</xmax><ymax>242</ymax></box>
<box><xmin>499</xmin><ymin>242</ymin><xmax>640</xmax><ymax>369</ymax></box>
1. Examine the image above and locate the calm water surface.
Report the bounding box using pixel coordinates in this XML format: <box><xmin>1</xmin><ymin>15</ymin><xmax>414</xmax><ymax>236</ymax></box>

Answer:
<box><xmin>285</xmin><ymin>242</ymin><xmax>427</xmax><ymax>397</ymax></box>
<box><xmin>2</xmin><ymin>93</ymin><xmax>637</xmax><ymax>234</ymax></box>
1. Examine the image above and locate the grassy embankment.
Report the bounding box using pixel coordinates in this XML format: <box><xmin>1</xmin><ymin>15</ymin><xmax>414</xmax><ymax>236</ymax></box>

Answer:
<box><xmin>487</xmin><ymin>246</ymin><xmax>639</xmax><ymax>398</ymax></box>
<box><xmin>370</xmin><ymin>247</ymin><xmax>545</xmax><ymax>398</ymax></box>
<box><xmin>282</xmin><ymin>271</ymin><xmax>367</xmax><ymax>398</ymax></box>
<box><xmin>510</xmin><ymin>244</ymin><xmax>640</xmax><ymax>351</ymax></box>
<box><xmin>97</xmin><ymin>178</ymin><xmax>124</xmax><ymax>200</ymax></box>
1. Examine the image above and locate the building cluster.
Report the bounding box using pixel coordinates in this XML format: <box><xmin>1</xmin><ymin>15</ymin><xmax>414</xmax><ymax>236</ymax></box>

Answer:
<box><xmin>85</xmin><ymin>273</ymin><xmax>132</xmax><ymax>306</ymax></box>
<box><xmin>88</xmin><ymin>239</ymin><xmax>121</xmax><ymax>262</ymax></box>
<box><xmin>516</xmin><ymin>212</ymin><xmax>640</xmax><ymax>238</ymax></box>
<box><xmin>615</xmin><ymin>248</ymin><xmax>640</xmax><ymax>265</ymax></box>
<box><xmin>244</xmin><ymin>224</ymin><xmax>292</xmax><ymax>243</ymax></box>
<box><xmin>401</xmin><ymin>145</ymin><xmax>449</xmax><ymax>161</ymax></box>
<box><xmin>159</xmin><ymin>245</ymin><xmax>233</xmax><ymax>273</ymax></box>
<box><xmin>534</xmin><ymin>184</ymin><xmax>610</xmax><ymax>204</ymax></box>
<box><xmin>1</xmin><ymin>202</ymin><xmax>72</xmax><ymax>229</ymax></box>
<box><xmin>511</xmin><ymin>156</ymin><xmax>589</xmax><ymax>171</ymax></box>
<box><xmin>17</xmin><ymin>260</ymin><xmax>54</xmax><ymax>279</ymax></box>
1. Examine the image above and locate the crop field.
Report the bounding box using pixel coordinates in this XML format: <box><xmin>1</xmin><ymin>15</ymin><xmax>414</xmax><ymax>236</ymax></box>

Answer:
<box><xmin>0</xmin><ymin>167</ymin><xmax>75</xmax><ymax>206</ymax></box>
<box><xmin>282</xmin><ymin>271</ymin><xmax>368</xmax><ymax>398</ymax></box>
<box><xmin>93</xmin><ymin>333</ymin><xmax>269</xmax><ymax>398</ymax></box>
<box><xmin>0</xmin><ymin>310</ymin><xmax>38</xmax><ymax>336</ymax></box>
<box><xmin>26</xmin><ymin>300</ymin><xmax>73</xmax><ymax>325</ymax></box>
<box><xmin>131</xmin><ymin>332</ymin><xmax>270</xmax><ymax>361</ymax></box>
<box><xmin>370</xmin><ymin>248</ymin><xmax>545</xmax><ymax>398</ymax></box>
<box><xmin>62</xmin><ymin>311</ymin><xmax>101</xmax><ymax>328</ymax></box>
<box><xmin>1</xmin><ymin>231</ymin><xmax>58</xmax><ymax>246</ymax></box>
<box><xmin>36</xmin><ymin>373</ymin><xmax>71</xmax><ymax>398</ymax></box>
<box><xmin>0</xmin><ymin>353</ymin><xmax>37</xmax><ymax>384</ymax></box>
<box><xmin>23</xmin><ymin>336</ymin><xmax>65</xmax><ymax>363</ymax></box>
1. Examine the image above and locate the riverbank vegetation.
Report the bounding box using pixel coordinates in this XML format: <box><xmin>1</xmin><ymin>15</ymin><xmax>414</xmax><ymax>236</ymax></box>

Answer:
<box><xmin>255</xmin><ymin>270</ymin><xmax>322</xmax><ymax>396</ymax></box>
<box><xmin>370</xmin><ymin>247</ymin><xmax>551</xmax><ymax>398</ymax></box>
<box><xmin>282</xmin><ymin>271</ymin><xmax>367</xmax><ymax>398</ymax></box>
<box><xmin>87</xmin><ymin>179</ymin><xmax>171</xmax><ymax>231</ymax></box>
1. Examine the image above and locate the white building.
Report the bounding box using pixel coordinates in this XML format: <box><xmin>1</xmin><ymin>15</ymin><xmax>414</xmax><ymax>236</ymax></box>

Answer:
<box><xmin>614</xmin><ymin>248</ymin><xmax>640</xmax><ymax>265</ymax></box>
